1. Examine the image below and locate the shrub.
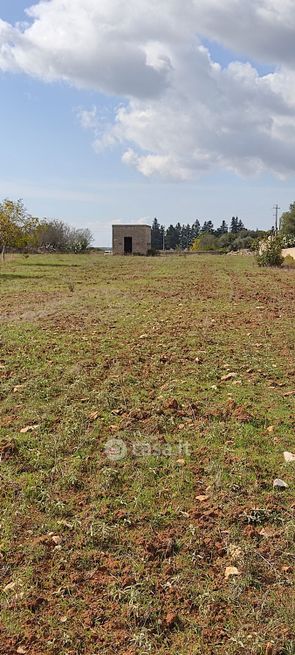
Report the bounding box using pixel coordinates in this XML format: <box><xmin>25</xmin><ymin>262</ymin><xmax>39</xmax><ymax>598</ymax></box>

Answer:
<box><xmin>256</xmin><ymin>235</ymin><xmax>283</xmax><ymax>267</ymax></box>
<box><xmin>283</xmin><ymin>254</ymin><xmax>295</xmax><ymax>268</ymax></box>
<box><xmin>282</xmin><ymin>234</ymin><xmax>295</xmax><ymax>248</ymax></box>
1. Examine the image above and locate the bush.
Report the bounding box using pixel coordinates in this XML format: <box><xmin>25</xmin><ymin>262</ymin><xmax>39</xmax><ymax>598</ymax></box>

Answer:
<box><xmin>283</xmin><ymin>254</ymin><xmax>295</xmax><ymax>268</ymax></box>
<box><xmin>281</xmin><ymin>234</ymin><xmax>295</xmax><ymax>248</ymax></box>
<box><xmin>191</xmin><ymin>233</ymin><xmax>217</xmax><ymax>251</ymax></box>
<box><xmin>256</xmin><ymin>235</ymin><xmax>283</xmax><ymax>267</ymax></box>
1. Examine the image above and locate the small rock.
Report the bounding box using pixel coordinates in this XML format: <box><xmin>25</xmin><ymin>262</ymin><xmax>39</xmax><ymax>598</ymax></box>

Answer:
<box><xmin>51</xmin><ymin>535</ymin><xmax>62</xmax><ymax>545</ymax></box>
<box><xmin>221</xmin><ymin>372</ymin><xmax>237</xmax><ymax>382</ymax></box>
<box><xmin>225</xmin><ymin>566</ymin><xmax>240</xmax><ymax>579</ymax></box>
<box><xmin>284</xmin><ymin>451</ymin><xmax>295</xmax><ymax>463</ymax></box>
<box><xmin>20</xmin><ymin>424</ymin><xmax>40</xmax><ymax>434</ymax></box>
<box><xmin>273</xmin><ymin>478</ymin><xmax>289</xmax><ymax>490</ymax></box>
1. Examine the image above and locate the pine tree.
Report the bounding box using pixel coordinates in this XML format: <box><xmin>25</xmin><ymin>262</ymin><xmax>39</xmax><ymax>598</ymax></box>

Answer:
<box><xmin>201</xmin><ymin>220</ymin><xmax>214</xmax><ymax>234</ymax></box>
<box><xmin>230</xmin><ymin>216</ymin><xmax>239</xmax><ymax>233</ymax></box>
<box><xmin>174</xmin><ymin>222</ymin><xmax>182</xmax><ymax>248</ymax></box>
<box><xmin>191</xmin><ymin>220</ymin><xmax>200</xmax><ymax>240</ymax></box>
<box><xmin>151</xmin><ymin>218</ymin><xmax>163</xmax><ymax>250</ymax></box>
<box><xmin>185</xmin><ymin>223</ymin><xmax>193</xmax><ymax>248</ymax></box>
<box><xmin>216</xmin><ymin>220</ymin><xmax>228</xmax><ymax>235</ymax></box>
<box><xmin>165</xmin><ymin>225</ymin><xmax>178</xmax><ymax>249</ymax></box>
<box><xmin>237</xmin><ymin>219</ymin><xmax>245</xmax><ymax>232</ymax></box>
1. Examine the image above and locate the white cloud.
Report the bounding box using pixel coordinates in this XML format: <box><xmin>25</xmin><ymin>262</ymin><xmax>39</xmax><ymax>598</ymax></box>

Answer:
<box><xmin>1</xmin><ymin>0</ymin><xmax>295</xmax><ymax>178</ymax></box>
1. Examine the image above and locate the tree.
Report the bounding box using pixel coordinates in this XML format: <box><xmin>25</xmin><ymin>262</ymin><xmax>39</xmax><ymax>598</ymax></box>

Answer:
<box><xmin>35</xmin><ymin>219</ymin><xmax>71</xmax><ymax>251</ymax></box>
<box><xmin>0</xmin><ymin>199</ymin><xmax>36</xmax><ymax>261</ymax></box>
<box><xmin>175</xmin><ymin>222</ymin><xmax>182</xmax><ymax>248</ymax></box>
<box><xmin>70</xmin><ymin>228</ymin><xmax>93</xmax><ymax>252</ymax></box>
<box><xmin>191</xmin><ymin>220</ymin><xmax>200</xmax><ymax>240</ymax></box>
<box><xmin>256</xmin><ymin>235</ymin><xmax>283</xmax><ymax>267</ymax></box>
<box><xmin>191</xmin><ymin>233</ymin><xmax>217</xmax><ymax>251</ymax></box>
<box><xmin>165</xmin><ymin>225</ymin><xmax>178</xmax><ymax>249</ymax></box>
<box><xmin>216</xmin><ymin>220</ymin><xmax>228</xmax><ymax>236</ymax></box>
<box><xmin>180</xmin><ymin>223</ymin><xmax>192</xmax><ymax>249</ymax></box>
<box><xmin>151</xmin><ymin>218</ymin><xmax>164</xmax><ymax>250</ymax></box>
<box><xmin>230</xmin><ymin>216</ymin><xmax>239</xmax><ymax>233</ymax></box>
<box><xmin>35</xmin><ymin>219</ymin><xmax>93</xmax><ymax>252</ymax></box>
<box><xmin>280</xmin><ymin>202</ymin><xmax>295</xmax><ymax>236</ymax></box>
<box><xmin>201</xmin><ymin>220</ymin><xmax>214</xmax><ymax>234</ymax></box>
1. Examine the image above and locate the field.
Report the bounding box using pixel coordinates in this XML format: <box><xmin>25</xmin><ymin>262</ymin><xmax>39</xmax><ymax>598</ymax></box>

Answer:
<box><xmin>0</xmin><ymin>253</ymin><xmax>294</xmax><ymax>655</ymax></box>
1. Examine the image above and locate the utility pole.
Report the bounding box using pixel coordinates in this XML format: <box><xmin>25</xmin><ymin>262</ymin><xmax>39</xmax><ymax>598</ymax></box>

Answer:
<box><xmin>273</xmin><ymin>204</ymin><xmax>280</xmax><ymax>233</ymax></box>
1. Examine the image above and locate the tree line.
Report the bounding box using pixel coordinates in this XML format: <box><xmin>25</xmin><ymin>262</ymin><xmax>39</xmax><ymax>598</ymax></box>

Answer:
<box><xmin>151</xmin><ymin>217</ymin><xmax>267</xmax><ymax>252</ymax></box>
<box><xmin>0</xmin><ymin>199</ymin><xmax>93</xmax><ymax>260</ymax></box>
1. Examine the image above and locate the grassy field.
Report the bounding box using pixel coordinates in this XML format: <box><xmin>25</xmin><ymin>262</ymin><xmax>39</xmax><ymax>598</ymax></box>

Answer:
<box><xmin>0</xmin><ymin>252</ymin><xmax>294</xmax><ymax>655</ymax></box>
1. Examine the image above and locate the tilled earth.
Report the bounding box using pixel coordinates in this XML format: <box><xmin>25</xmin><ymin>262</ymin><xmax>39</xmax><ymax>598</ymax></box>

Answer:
<box><xmin>0</xmin><ymin>253</ymin><xmax>294</xmax><ymax>655</ymax></box>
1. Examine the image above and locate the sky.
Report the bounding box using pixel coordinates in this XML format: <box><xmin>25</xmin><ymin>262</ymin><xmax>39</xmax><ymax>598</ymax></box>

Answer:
<box><xmin>1</xmin><ymin>1</ymin><xmax>295</xmax><ymax>245</ymax></box>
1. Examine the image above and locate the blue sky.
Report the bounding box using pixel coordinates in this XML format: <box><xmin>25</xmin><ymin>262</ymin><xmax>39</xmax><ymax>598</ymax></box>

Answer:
<box><xmin>0</xmin><ymin>1</ymin><xmax>294</xmax><ymax>245</ymax></box>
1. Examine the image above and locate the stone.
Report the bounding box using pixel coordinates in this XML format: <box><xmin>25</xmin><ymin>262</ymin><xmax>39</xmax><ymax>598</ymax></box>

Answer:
<box><xmin>284</xmin><ymin>451</ymin><xmax>295</xmax><ymax>463</ymax></box>
<box><xmin>273</xmin><ymin>478</ymin><xmax>289</xmax><ymax>489</ymax></box>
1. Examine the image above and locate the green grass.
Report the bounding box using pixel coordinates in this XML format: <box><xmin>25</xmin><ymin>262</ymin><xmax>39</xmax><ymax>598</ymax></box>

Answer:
<box><xmin>0</xmin><ymin>252</ymin><xmax>294</xmax><ymax>655</ymax></box>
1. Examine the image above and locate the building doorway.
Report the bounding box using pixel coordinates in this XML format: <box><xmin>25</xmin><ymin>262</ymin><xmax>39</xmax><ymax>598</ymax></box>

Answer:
<box><xmin>124</xmin><ymin>236</ymin><xmax>133</xmax><ymax>254</ymax></box>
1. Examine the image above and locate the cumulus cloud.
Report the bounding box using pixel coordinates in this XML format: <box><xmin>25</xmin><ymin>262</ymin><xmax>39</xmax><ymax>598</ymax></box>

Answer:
<box><xmin>1</xmin><ymin>0</ymin><xmax>295</xmax><ymax>178</ymax></box>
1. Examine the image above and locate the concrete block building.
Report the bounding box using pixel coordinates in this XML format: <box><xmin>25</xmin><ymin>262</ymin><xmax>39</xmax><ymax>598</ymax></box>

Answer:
<box><xmin>112</xmin><ymin>224</ymin><xmax>151</xmax><ymax>255</ymax></box>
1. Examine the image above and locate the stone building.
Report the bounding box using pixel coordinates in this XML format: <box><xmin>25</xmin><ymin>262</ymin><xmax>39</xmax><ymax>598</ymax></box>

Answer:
<box><xmin>112</xmin><ymin>224</ymin><xmax>151</xmax><ymax>255</ymax></box>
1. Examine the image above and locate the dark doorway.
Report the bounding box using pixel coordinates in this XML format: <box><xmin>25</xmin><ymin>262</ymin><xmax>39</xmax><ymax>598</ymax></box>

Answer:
<box><xmin>124</xmin><ymin>236</ymin><xmax>133</xmax><ymax>254</ymax></box>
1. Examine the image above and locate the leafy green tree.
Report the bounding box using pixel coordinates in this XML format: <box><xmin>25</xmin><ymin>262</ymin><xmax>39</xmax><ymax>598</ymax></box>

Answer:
<box><xmin>217</xmin><ymin>232</ymin><xmax>235</xmax><ymax>250</ymax></box>
<box><xmin>191</xmin><ymin>233</ymin><xmax>217</xmax><ymax>251</ymax></box>
<box><xmin>280</xmin><ymin>202</ymin><xmax>295</xmax><ymax>236</ymax></box>
<box><xmin>0</xmin><ymin>199</ymin><xmax>36</xmax><ymax>261</ymax></box>
<box><xmin>256</xmin><ymin>235</ymin><xmax>283</xmax><ymax>267</ymax></box>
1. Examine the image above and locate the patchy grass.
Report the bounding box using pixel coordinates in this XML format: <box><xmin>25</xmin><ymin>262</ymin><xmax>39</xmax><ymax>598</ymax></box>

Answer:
<box><xmin>0</xmin><ymin>252</ymin><xmax>294</xmax><ymax>655</ymax></box>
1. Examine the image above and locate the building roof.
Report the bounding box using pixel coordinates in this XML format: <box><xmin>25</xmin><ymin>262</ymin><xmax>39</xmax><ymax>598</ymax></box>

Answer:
<box><xmin>112</xmin><ymin>224</ymin><xmax>151</xmax><ymax>228</ymax></box>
